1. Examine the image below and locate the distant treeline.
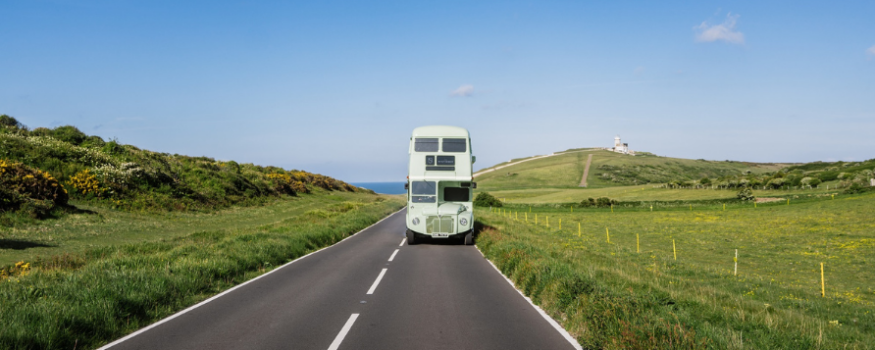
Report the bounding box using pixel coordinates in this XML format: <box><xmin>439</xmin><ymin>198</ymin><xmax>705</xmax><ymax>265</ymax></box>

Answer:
<box><xmin>1</xmin><ymin>114</ymin><xmax>369</xmax><ymax>219</ymax></box>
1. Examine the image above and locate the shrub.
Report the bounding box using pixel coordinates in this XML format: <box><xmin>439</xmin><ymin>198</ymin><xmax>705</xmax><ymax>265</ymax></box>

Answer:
<box><xmin>0</xmin><ymin>159</ymin><xmax>68</xmax><ymax>215</ymax></box>
<box><xmin>800</xmin><ymin>177</ymin><xmax>821</xmax><ymax>187</ymax></box>
<box><xmin>843</xmin><ymin>183</ymin><xmax>874</xmax><ymax>195</ymax></box>
<box><xmin>580</xmin><ymin>197</ymin><xmax>619</xmax><ymax>208</ymax></box>
<box><xmin>67</xmin><ymin>169</ymin><xmax>106</xmax><ymax>198</ymax></box>
<box><xmin>51</xmin><ymin>125</ymin><xmax>88</xmax><ymax>145</ymax></box>
<box><xmin>699</xmin><ymin>177</ymin><xmax>711</xmax><ymax>185</ymax></box>
<box><xmin>0</xmin><ymin>114</ymin><xmax>22</xmax><ymax>128</ymax></box>
<box><xmin>474</xmin><ymin>192</ymin><xmax>503</xmax><ymax>207</ymax></box>
<box><xmin>736</xmin><ymin>187</ymin><xmax>755</xmax><ymax>201</ymax></box>
<box><xmin>766</xmin><ymin>178</ymin><xmax>785</xmax><ymax>189</ymax></box>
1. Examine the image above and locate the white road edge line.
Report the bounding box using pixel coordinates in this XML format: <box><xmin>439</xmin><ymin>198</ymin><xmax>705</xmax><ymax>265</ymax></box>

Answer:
<box><xmin>388</xmin><ymin>249</ymin><xmax>399</xmax><ymax>261</ymax></box>
<box><xmin>97</xmin><ymin>208</ymin><xmax>405</xmax><ymax>350</ymax></box>
<box><xmin>366</xmin><ymin>268</ymin><xmax>388</xmax><ymax>295</ymax></box>
<box><xmin>476</xmin><ymin>246</ymin><xmax>584</xmax><ymax>350</ymax></box>
<box><xmin>327</xmin><ymin>313</ymin><xmax>359</xmax><ymax>350</ymax></box>
<box><xmin>399</xmin><ymin>238</ymin><xmax>406</xmax><ymax>246</ymax></box>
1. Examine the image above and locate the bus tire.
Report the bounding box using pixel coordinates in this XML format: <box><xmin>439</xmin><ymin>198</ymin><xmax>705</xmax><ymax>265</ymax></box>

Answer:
<box><xmin>406</xmin><ymin>229</ymin><xmax>417</xmax><ymax>245</ymax></box>
<box><xmin>464</xmin><ymin>232</ymin><xmax>473</xmax><ymax>245</ymax></box>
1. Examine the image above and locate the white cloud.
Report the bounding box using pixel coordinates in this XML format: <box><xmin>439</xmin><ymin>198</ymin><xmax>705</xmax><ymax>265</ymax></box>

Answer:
<box><xmin>450</xmin><ymin>84</ymin><xmax>474</xmax><ymax>97</ymax></box>
<box><xmin>694</xmin><ymin>13</ymin><xmax>745</xmax><ymax>45</ymax></box>
<box><xmin>867</xmin><ymin>45</ymin><xmax>875</xmax><ymax>59</ymax></box>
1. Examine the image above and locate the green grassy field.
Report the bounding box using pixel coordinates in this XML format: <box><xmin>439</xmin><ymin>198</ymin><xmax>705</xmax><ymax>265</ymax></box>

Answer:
<box><xmin>485</xmin><ymin>183</ymin><xmax>844</xmax><ymax>205</ymax></box>
<box><xmin>475</xmin><ymin>191</ymin><xmax>875</xmax><ymax>349</ymax></box>
<box><xmin>475</xmin><ymin>149</ymin><xmax>786</xmax><ymax>191</ymax></box>
<box><xmin>0</xmin><ymin>192</ymin><xmax>405</xmax><ymax>349</ymax></box>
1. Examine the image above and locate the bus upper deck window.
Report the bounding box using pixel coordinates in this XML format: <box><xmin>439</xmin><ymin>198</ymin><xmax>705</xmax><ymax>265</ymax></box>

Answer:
<box><xmin>442</xmin><ymin>138</ymin><xmax>467</xmax><ymax>152</ymax></box>
<box><xmin>415</xmin><ymin>138</ymin><xmax>439</xmax><ymax>152</ymax></box>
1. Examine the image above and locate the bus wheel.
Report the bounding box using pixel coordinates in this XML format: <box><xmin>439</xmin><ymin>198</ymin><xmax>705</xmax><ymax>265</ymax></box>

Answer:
<box><xmin>406</xmin><ymin>229</ymin><xmax>417</xmax><ymax>245</ymax></box>
<box><xmin>464</xmin><ymin>232</ymin><xmax>473</xmax><ymax>245</ymax></box>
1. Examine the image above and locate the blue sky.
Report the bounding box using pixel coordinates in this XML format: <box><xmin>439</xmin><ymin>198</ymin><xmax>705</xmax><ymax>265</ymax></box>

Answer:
<box><xmin>2</xmin><ymin>1</ymin><xmax>874</xmax><ymax>182</ymax></box>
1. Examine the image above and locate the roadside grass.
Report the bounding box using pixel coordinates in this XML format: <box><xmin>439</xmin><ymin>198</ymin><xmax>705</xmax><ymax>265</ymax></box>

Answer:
<box><xmin>0</xmin><ymin>193</ymin><xmax>404</xmax><ymax>350</ymax></box>
<box><xmin>475</xmin><ymin>192</ymin><xmax>875</xmax><ymax>349</ymax></box>
<box><xmin>0</xmin><ymin>190</ymin><xmax>386</xmax><ymax>267</ymax></box>
<box><xmin>475</xmin><ymin>149</ymin><xmax>785</xmax><ymax>191</ymax></box>
<box><xmin>483</xmin><ymin>184</ymin><xmax>843</xmax><ymax>205</ymax></box>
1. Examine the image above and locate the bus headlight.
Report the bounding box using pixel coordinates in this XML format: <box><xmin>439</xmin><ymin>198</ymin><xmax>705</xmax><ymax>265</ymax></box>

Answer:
<box><xmin>459</xmin><ymin>218</ymin><xmax>468</xmax><ymax>226</ymax></box>
<box><xmin>412</xmin><ymin>217</ymin><xmax>420</xmax><ymax>225</ymax></box>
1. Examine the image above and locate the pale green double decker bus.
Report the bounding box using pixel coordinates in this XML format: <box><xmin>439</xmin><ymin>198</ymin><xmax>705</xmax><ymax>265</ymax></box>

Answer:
<box><xmin>405</xmin><ymin>126</ymin><xmax>476</xmax><ymax>245</ymax></box>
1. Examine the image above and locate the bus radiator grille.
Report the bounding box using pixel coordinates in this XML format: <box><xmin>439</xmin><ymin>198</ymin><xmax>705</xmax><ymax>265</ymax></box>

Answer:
<box><xmin>426</xmin><ymin>216</ymin><xmax>455</xmax><ymax>233</ymax></box>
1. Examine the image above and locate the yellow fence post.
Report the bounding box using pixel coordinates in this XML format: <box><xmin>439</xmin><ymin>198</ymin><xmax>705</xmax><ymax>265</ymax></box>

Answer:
<box><xmin>611</xmin><ymin>204</ymin><xmax>614</xmax><ymax>213</ymax></box>
<box><xmin>606</xmin><ymin>227</ymin><xmax>610</xmax><ymax>243</ymax></box>
<box><xmin>673</xmin><ymin>239</ymin><xmax>677</xmax><ymax>261</ymax></box>
<box><xmin>525</xmin><ymin>212</ymin><xmax>528</xmax><ymax>223</ymax></box>
<box><xmin>636</xmin><ymin>233</ymin><xmax>640</xmax><ymax>253</ymax></box>
<box><xmin>821</xmin><ymin>262</ymin><xmax>825</xmax><ymax>297</ymax></box>
<box><xmin>578</xmin><ymin>223</ymin><xmax>581</xmax><ymax>237</ymax></box>
<box><xmin>559</xmin><ymin>218</ymin><xmax>562</xmax><ymax>230</ymax></box>
<box><xmin>723</xmin><ymin>203</ymin><xmax>726</xmax><ymax>211</ymax></box>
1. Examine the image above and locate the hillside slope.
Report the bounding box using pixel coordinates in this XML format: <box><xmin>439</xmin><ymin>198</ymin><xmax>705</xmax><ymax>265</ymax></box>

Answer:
<box><xmin>0</xmin><ymin>114</ymin><xmax>368</xmax><ymax>221</ymax></box>
<box><xmin>475</xmin><ymin>148</ymin><xmax>785</xmax><ymax>191</ymax></box>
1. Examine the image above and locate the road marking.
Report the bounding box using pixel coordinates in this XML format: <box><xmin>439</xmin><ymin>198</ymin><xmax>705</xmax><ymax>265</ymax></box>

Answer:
<box><xmin>96</xmin><ymin>208</ymin><xmax>405</xmax><ymax>350</ymax></box>
<box><xmin>399</xmin><ymin>238</ymin><xmax>406</xmax><ymax>246</ymax></box>
<box><xmin>388</xmin><ymin>249</ymin><xmax>399</xmax><ymax>261</ymax></box>
<box><xmin>476</xmin><ymin>247</ymin><xmax>584</xmax><ymax>350</ymax></box>
<box><xmin>366</xmin><ymin>268</ymin><xmax>388</xmax><ymax>295</ymax></box>
<box><xmin>327</xmin><ymin>313</ymin><xmax>359</xmax><ymax>350</ymax></box>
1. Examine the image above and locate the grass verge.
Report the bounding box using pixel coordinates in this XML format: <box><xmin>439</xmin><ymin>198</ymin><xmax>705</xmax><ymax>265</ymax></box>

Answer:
<box><xmin>0</xmin><ymin>194</ymin><xmax>404</xmax><ymax>349</ymax></box>
<box><xmin>475</xmin><ymin>192</ymin><xmax>875</xmax><ymax>349</ymax></box>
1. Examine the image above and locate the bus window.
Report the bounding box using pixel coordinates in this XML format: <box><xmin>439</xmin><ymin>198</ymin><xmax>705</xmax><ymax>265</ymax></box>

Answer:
<box><xmin>443</xmin><ymin>187</ymin><xmax>469</xmax><ymax>202</ymax></box>
<box><xmin>442</xmin><ymin>138</ymin><xmax>467</xmax><ymax>152</ymax></box>
<box><xmin>414</xmin><ymin>138</ymin><xmax>439</xmax><ymax>152</ymax></box>
<box><xmin>411</xmin><ymin>181</ymin><xmax>437</xmax><ymax>203</ymax></box>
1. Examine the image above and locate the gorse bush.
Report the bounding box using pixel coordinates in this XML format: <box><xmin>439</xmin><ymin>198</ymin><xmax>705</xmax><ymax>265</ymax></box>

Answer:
<box><xmin>67</xmin><ymin>169</ymin><xmax>106</xmax><ymax>198</ymax></box>
<box><xmin>0</xmin><ymin>159</ymin><xmax>68</xmax><ymax>217</ymax></box>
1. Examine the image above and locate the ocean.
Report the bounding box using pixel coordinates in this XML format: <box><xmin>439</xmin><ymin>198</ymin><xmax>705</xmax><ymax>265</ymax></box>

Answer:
<box><xmin>350</xmin><ymin>182</ymin><xmax>407</xmax><ymax>195</ymax></box>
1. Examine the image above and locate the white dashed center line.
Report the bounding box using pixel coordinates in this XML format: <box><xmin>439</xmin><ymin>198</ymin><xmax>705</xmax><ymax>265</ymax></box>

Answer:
<box><xmin>327</xmin><ymin>313</ymin><xmax>359</xmax><ymax>350</ymax></box>
<box><xmin>388</xmin><ymin>249</ymin><xmax>399</xmax><ymax>262</ymax></box>
<box><xmin>366</xmin><ymin>268</ymin><xmax>387</xmax><ymax>295</ymax></box>
<box><xmin>399</xmin><ymin>238</ymin><xmax>406</xmax><ymax>246</ymax></box>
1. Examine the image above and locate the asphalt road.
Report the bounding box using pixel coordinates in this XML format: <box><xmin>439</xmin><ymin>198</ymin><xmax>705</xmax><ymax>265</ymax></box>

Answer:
<box><xmin>102</xmin><ymin>209</ymin><xmax>579</xmax><ymax>350</ymax></box>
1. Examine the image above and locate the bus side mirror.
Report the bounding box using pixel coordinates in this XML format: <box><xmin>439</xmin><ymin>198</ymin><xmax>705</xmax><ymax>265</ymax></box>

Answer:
<box><xmin>472</xmin><ymin>156</ymin><xmax>476</xmax><ymax>164</ymax></box>
<box><xmin>472</xmin><ymin>182</ymin><xmax>477</xmax><ymax>189</ymax></box>
<box><xmin>404</xmin><ymin>183</ymin><xmax>409</xmax><ymax>190</ymax></box>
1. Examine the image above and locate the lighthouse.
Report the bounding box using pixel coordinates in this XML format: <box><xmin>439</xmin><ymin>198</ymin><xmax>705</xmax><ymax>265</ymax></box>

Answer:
<box><xmin>612</xmin><ymin>135</ymin><xmax>630</xmax><ymax>154</ymax></box>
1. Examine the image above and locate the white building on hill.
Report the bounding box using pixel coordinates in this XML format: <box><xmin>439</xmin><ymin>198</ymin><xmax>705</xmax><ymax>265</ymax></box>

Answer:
<box><xmin>612</xmin><ymin>135</ymin><xmax>634</xmax><ymax>155</ymax></box>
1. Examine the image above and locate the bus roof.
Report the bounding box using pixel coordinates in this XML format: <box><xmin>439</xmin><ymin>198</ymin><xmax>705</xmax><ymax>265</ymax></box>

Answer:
<box><xmin>411</xmin><ymin>125</ymin><xmax>470</xmax><ymax>138</ymax></box>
